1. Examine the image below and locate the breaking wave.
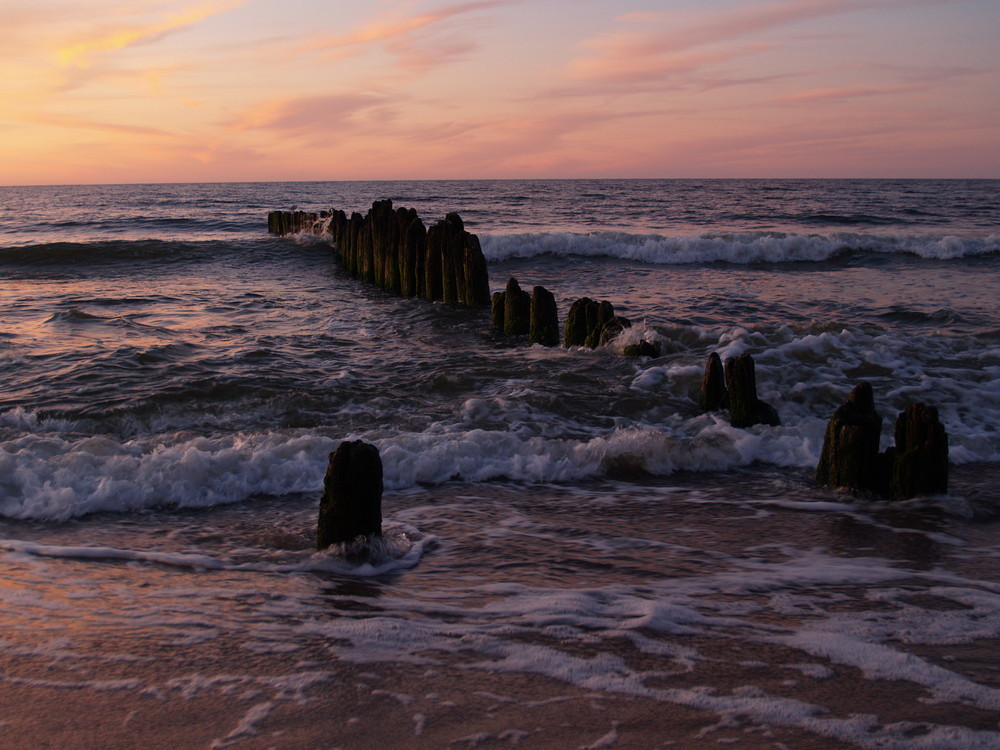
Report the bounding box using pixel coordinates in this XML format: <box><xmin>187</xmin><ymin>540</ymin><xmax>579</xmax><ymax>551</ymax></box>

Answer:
<box><xmin>481</xmin><ymin>231</ymin><xmax>1000</xmax><ymax>265</ymax></box>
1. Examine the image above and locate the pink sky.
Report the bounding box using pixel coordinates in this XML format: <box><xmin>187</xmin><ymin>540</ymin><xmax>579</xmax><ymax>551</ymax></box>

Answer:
<box><xmin>1</xmin><ymin>0</ymin><xmax>997</xmax><ymax>184</ymax></box>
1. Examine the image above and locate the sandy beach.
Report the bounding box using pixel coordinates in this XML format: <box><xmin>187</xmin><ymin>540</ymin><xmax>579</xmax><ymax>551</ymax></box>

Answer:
<box><xmin>4</xmin><ymin>467</ymin><xmax>1000</xmax><ymax>749</ymax></box>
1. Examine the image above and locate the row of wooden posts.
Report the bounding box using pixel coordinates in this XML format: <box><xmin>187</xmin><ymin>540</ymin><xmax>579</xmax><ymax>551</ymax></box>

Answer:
<box><xmin>269</xmin><ymin>201</ymin><xmax>662</xmax><ymax>354</ymax></box>
<box><xmin>265</xmin><ymin>202</ymin><xmax>949</xmax><ymax>548</ymax></box>
<box><xmin>268</xmin><ymin>201</ymin><xmax>490</xmax><ymax>307</ymax></box>
<box><xmin>489</xmin><ymin>277</ymin><xmax>654</xmax><ymax>353</ymax></box>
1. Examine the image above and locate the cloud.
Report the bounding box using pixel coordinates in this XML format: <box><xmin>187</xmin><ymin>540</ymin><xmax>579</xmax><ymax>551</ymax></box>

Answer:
<box><xmin>568</xmin><ymin>43</ymin><xmax>774</xmax><ymax>87</ymax></box>
<box><xmin>56</xmin><ymin>0</ymin><xmax>245</xmax><ymax>68</ymax></box>
<box><xmin>568</xmin><ymin>0</ymin><xmax>954</xmax><ymax>87</ymax></box>
<box><xmin>770</xmin><ymin>85</ymin><xmax>915</xmax><ymax>104</ymax></box>
<box><xmin>229</xmin><ymin>93</ymin><xmax>394</xmax><ymax>136</ymax></box>
<box><xmin>23</xmin><ymin>112</ymin><xmax>180</xmax><ymax>138</ymax></box>
<box><xmin>300</xmin><ymin>0</ymin><xmax>511</xmax><ymax>71</ymax></box>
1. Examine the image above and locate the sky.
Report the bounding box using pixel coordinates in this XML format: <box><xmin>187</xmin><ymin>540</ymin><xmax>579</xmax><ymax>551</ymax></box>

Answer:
<box><xmin>1</xmin><ymin>0</ymin><xmax>997</xmax><ymax>184</ymax></box>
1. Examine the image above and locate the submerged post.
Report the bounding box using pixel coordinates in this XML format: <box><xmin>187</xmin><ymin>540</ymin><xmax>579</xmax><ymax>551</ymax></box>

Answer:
<box><xmin>317</xmin><ymin>440</ymin><xmax>384</xmax><ymax>549</ymax></box>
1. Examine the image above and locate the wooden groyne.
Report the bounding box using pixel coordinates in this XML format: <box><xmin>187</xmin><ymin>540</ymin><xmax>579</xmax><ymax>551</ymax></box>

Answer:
<box><xmin>268</xmin><ymin>202</ymin><xmax>663</xmax><ymax>352</ymax></box>
<box><xmin>268</xmin><ymin>200</ymin><xmax>490</xmax><ymax>307</ymax></box>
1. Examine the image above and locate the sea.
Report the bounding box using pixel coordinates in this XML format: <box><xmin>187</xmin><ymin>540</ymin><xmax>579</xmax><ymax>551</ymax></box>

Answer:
<box><xmin>1</xmin><ymin>179</ymin><xmax>999</xmax><ymax>749</ymax></box>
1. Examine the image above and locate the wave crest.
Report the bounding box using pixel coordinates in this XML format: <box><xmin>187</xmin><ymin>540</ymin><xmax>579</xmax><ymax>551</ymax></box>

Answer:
<box><xmin>480</xmin><ymin>231</ymin><xmax>1000</xmax><ymax>264</ymax></box>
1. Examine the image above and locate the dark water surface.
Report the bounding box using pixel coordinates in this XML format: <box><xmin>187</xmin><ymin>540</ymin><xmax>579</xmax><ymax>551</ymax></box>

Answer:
<box><xmin>1</xmin><ymin>180</ymin><xmax>999</xmax><ymax>748</ymax></box>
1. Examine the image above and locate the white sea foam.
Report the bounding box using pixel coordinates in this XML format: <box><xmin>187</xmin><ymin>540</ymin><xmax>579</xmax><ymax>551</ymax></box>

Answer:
<box><xmin>480</xmin><ymin>231</ymin><xmax>1000</xmax><ymax>264</ymax></box>
<box><xmin>1</xmin><ymin>317</ymin><xmax>996</xmax><ymax>521</ymax></box>
<box><xmin>0</xmin><ymin>523</ymin><xmax>428</xmax><ymax>577</ymax></box>
<box><xmin>287</xmin><ymin>543</ymin><xmax>1000</xmax><ymax>748</ymax></box>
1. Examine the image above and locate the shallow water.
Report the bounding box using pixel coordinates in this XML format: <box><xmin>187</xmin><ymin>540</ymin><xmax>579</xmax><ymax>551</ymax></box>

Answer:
<box><xmin>3</xmin><ymin>473</ymin><xmax>1000</xmax><ymax>748</ymax></box>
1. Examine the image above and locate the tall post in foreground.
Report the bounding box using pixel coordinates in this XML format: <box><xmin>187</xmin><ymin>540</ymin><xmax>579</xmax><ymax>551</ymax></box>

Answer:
<box><xmin>317</xmin><ymin>440</ymin><xmax>383</xmax><ymax>549</ymax></box>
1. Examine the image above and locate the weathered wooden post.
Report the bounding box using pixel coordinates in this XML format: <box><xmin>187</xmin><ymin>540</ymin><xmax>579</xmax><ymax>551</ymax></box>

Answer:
<box><xmin>461</xmin><ymin>233</ymin><xmax>491</xmax><ymax>307</ymax></box>
<box><xmin>563</xmin><ymin>297</ymin><xmax>592</xmax><ymax>348</ymax></box>
<box><xmin>816</xmin><ymin>382</ymin><xmax>883</xmax><ymax>493</ymax></box>
<box><xmin>886</xmin><ymin>403</ymin><xmax>949</xmax><ymax>500</ymax></box>
<box><xmin>700</xmin><ymin>352</ymin><xmax>727</xmax><ymax>411</ymax></box>
<box><xmin>529</xmin><ymin>285</ymin><xmax>559</xmax><ymax>346</ymax></box>
<box><xmin>503</xmin><ymin>277</ymin><xmax>531</xmax><ymax>336</ymax></box>
<box><xmin>598</xmin><ymin>315</ymin><xmax>631</xmax><ymax>346</ymax></box>
<box><xmin>491</xmin><ymin>291</ymin><xmax>506</xmax><ymax>331</ymax></box>
<box><xmin>399</xmin><ymin>209</ymin><xmax>426</xmax><ymax>298</ymax></box>
<box><xmin>317</xmin><ymin>440</ymin><xmax>383</xmax><ymax>549</ymax></box>
<box><xmin>584</xmin><ymin>301</ymin><xmax>615</xmax><ymax>348</ymax></box>
<box><xmin>724</xmin><ymin>353</ymin><xmax>780</xmax><ymax>428</ymax></box>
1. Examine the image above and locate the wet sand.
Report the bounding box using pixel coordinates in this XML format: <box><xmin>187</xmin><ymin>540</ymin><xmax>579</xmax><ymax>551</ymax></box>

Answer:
<box><xmin>2</xmin><ymin>467</ymin><xmax>999</xmax><ymax>749</ymax></box>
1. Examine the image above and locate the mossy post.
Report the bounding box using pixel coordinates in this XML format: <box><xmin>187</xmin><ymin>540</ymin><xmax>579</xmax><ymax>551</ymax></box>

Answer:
<box><xmin>816</xmin><ymin>382</ymin><xmax>883</xmax><ymax>493</ymax></box>
<box><xmin>563</xmin><ymin>297</ymin><xmax>593</xmax><ymax>347</ymax></box>
<box><xmin>529</xmin><ymin>285</ymin><xmax>559</xmax><ymax>346</ymax></box>
<box><xmin>317</xmin><ymin>440</ymin><xmax>384</xmax><ymax>549</ymax></box>
<box><xmin>400</xmin><ymin>211</ymin><xmax>426</xmax><ymax>298</ymax></box>
<box><xmin>585</xmin><ymin>301</ymin><xmax>615</xmax><ymax>348</ymax></box>
<box><xmin>887</xmin><ymin>403</ymin><xmax>949</xmax><ymax>500</ymax></box>
<box><xmin>599</xmin><ymin>315</ymin><xmax>631</xmax><ymax>346</ymax></box>
<box><xmin>700</xmin><ymin>352</ymin><xmax>727</xmax><ymax>411</ymax></box>
<box><xmin>564</xmin><ymin>297</ymin><xmax>629</xmax><ymax>349</ymax></box>
<box><xmin>462</xmin><ymin>233</ymin><xmax>492</xmax><ymax>307</ymax></box>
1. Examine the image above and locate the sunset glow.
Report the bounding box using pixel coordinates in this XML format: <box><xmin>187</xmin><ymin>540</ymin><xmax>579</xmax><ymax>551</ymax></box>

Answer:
<box><xmin>2</xmin><ymin>0</ymin><xmax>997</xmax><ymax>185</ymax></box>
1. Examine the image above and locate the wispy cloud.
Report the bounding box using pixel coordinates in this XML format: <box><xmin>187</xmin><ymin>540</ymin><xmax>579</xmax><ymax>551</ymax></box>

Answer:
<box><xmin>57</xmin><ymin>0</ymin><xmax>245</xmax><ymax>68</ymax></box>
<box><xmin>567</xmin><ymin>0</ymin><xmax>953</xmax><ymax>87</ymax></box>
<box><xmin>300</xmin><ymin>0</ymin><xmax>511</xmax><ymax>70</ymax></box>
<box><xmin>771</xmin><ymin>85</ymin><xmax>913</xmax><ymax>104</ymax></box>
<box><xmin>24</xmin><ymin>112</ymin><xmax>180</xmax><ymax>138</ymax></box>
<box><xmin>229</xmin><ymin>93</ymin><xmax>395</xmax><ymax>137</ymax></box>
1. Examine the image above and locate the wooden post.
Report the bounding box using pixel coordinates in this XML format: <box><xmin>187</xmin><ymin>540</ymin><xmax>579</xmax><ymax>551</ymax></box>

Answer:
<box><xmin>724</xmin><ymin>353</ymin><xmax>780</xmax><ymax>428</ymax></box>
<box><xmin>317</xmin><ymin>440</ymin><xmax>384</xmax><ymax>549</ymax></box>
<box><xmin>887</xmin><ymin>403</ymin><xmax>949</xmax><ymax>499</ymax></box>
<box><xmin>700</xmin><ymin>352</ymin><xmax>727</xmax><ymax>411</ymax></box>
<box><xmin>503</xmin><ymin>277</ymin><xmax>531</xmax><ymax>336</ymax></box>
<box><xmin>816</xmin><ymin>382</ymin><xmax>883</xmax><ymax>493</ymax></box>
<box><xmin>529</xmin><ymin>285</ymin><xmax>559</xmax><ymax>346</ymax></box>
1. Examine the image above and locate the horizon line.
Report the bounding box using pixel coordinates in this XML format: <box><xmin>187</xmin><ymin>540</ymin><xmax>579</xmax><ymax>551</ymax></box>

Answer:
<box><xmin>3</xmin><ymin>176</ymin><xmax>998</xmax><ymax>189</ymax></box>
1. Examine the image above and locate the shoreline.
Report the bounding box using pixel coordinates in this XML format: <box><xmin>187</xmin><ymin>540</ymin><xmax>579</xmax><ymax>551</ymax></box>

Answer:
<box><xmin>2</xmin><ymin>470</ymin><xmax>999</xmax><ymax>748</ymax></box>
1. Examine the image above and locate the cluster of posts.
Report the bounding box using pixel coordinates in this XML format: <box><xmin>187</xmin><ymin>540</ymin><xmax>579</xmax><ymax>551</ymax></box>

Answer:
<box><xmin>268</xmin><ymin>200</ymin><xmax>490</xmax><ymax>307</ymax></box>
<box><xmin>815</xmin><ymin>382</ymin><xmax>948</xmax><ymax>501</ymax></box>
<box><xmin>266</xmin><ymin>202</ymin><xmax>950</xmax><ymax>549</ymax></box>
<box><xmin>699</xmin><ymin>352</ymin><xmax>781</xmax><ymax>429</ymax></box>
<box><xmin>491</xmin><ymin>277</ymin><xmax>662</xmax><ymax>355</ymax></box>
<box><xmin>696</xmin><ymin>351</ymin><xmax>948</xmax><ymax>499</ymax></box>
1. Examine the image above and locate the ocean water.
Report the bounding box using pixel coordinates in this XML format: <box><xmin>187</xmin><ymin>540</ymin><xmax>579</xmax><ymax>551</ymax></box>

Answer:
<box><xmin>1</xmin><ymin>179</ymin><xmax>999</xmax><ymax>748</ymax></box>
